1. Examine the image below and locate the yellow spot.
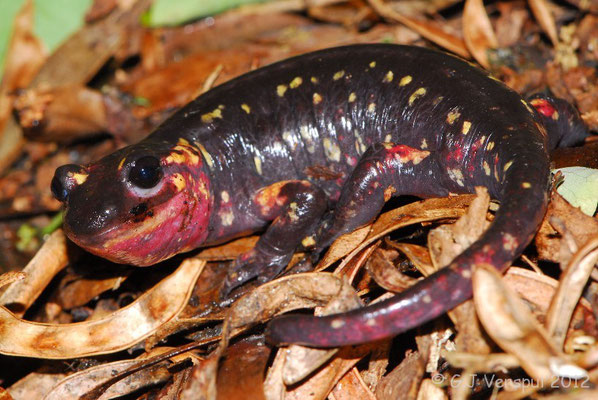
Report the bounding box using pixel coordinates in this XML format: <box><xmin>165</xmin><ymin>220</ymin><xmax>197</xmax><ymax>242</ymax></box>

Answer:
<box><xmin>333</xmin><ymin>70</ymin><xmax>345</xmax><ymax>80</ymax></box>
<box><xmin>368</xmin><ymin>102</ymin><xmax>376</xmax><ymax>113</ymax></box>
<box><xmin>522</xmin><ymin>182</ymin><xmax>531</xmax><ymax>189</ymax></box>
<box><xmin>483</xmin><ymin>161</ymin><xmax>491</xmax><ymax>176</ymax></box>
<box><xmin>254</xmin><ymin>156</ymin><xmax>263</xmax><ymax>175</ymax></box>
<box><xmin>221</xmin><ymin>191</ymin><xmax>230</xmax><ymax>203</ymax></box>
<box><xmin>552</xmin><ymin>111</ymin><xmax>559</xmax><ymax>120</ymax></box>
<box><xmin>172</xmin><ymin>173</ymin><xmax>186</xmax><ymax>191</ymax></box>
<box><xmin>313</xmin><ymin>92</ymin><xmax>322</xmax><ymax>105</ymax></box>
<box><xmin>369</xmin><ymin>61</ymin><xmax>376</xmax><ymax>68</ymax></box>
<box><xmin>432</xmin><ymin>96</ymin><xmax>444</xmax><ymax>106</ymax></box>
<box><xmin>446</xmin><ymin>109</ymin><xmax>461</xmax><ymax>124</ymax></box>
<box><xmin>354</xmin><ymin>130</ymin><xmax>366</xmax><ymax>153</ymax></box>
<box><xmin>201</xmin><ymin>108</ymin><xmax>223</xmax><ymax>123</ymax></box>
<box><xmin>348</xmin><ymin>92</ymin><xmax>356</xmax><ymax>103</ymax></box>
<box><xmin>178</xmin><ymin>138</ymin><xmax>190</xmax><ymax>146</ymax></box>
<box><xmin>462</xmin><ymin>121</ymin><xmax>472</xmax><ymax>135</ymax></box>
<box><xmin>408</xmin><ymin>87</ymin><xmax>427</xmax><ymax>106</ymax></box>
<box><xmin>301</xmin><ymin>236</ymin><xmax>316</xmax><ymax>248</ymax></box>
<box><xmin>384</xmin><ymin>185</ymin><xmax>396</xmax><ymax>201</ymax></box>
<box><xmin>241</xmin><ymin>104</ymin><xmax>251</xmax><ymax>114</ymax></box>
<box><xmin>310</xmin><ymin>76</ymin><xmax>318</xmax><ymax>84</ymax></box>
<box><xmin>118</xmin><ymin>158</ymin><xmax>126</xmax><ymax>171</ymax></box>
<box><xmin>383</xmin><ymin>71</ymin><xmax>394</xmax><ymax>83</ymax></box>
<box><xmin>331</xmin><ymin>319</ymin><xmax>345</xmax><ymax>329</ymax></box>
<box><xmin>487</xmin><ymin>141</ymin><xmax>495</xmax><ymax>151</ymax></box>
<box><xmin>423</xmin><ymin>294</ymin><xmax>432</xmax><ymax>303</ymax></box>
<box><xmin>277</xmin><ymin>84</ymin><xmax>288</xmax><ymax>97</ymax></box>
<box><xmin>448</xmin><ymin>168</ymin><xmax>465</xmax><ymax>187</ymax></box>
<box><xmin>221</xmin><ymin>210</ymin><xmax>234</xmax><ymax>226</ymax></box>
<box><xmin>288</xmin><ymin>202</ymin><xmax>299</xmax><ymax>222</ymax></box>
<box><xmin>197</xmin><ymin>143</ymin><xmax>214</xmax><ymax>169</ymax></box>
<box><xmin>290</xmin><ymin>77</ymin><xmax>303</xmax><ymax>89</ymax></box>
<box><xmin>503</xmin><ymin>160</ymin><xmax>513</xmax><ymax>172</ymax></box>
<box><xmin>461</xmin><ymin>269</ymin><xmax>472</xmax><ymax>279</ymax></box>
<box><xmin>166</xmin><ymin>151</ymin><xmax>186</xmax><ymax>164</ymax></box>
<box><xmin>366</xmin><ymin>319</ymin><xmax>377</xmax><ymax>327</ymax></box>
<box><xmin>384</xmin><ymin>134</ymin><xmax>392</xmax><ymax>142</ymax></box>
<box><xmin>399</xmin><ymin>75</ymin><xmax>412</xmax><ymax>87</ymax></box>
<box><xmin>421</xmin><ymin>139</ymin><xmax>428</xmax><ymax>149</ymax></box>
<box><xmin>72</xmin><ymin>172</ymin><xmax>88</xmax><ymax>185</ymax></box>
<box><xmin>323</xmin><ymin>138</ymin><xmax>341</xmax><ymax>162</ymax></box>
<box><xmin>521</xmin><ymin>99</ymin><xmax>535</xmax><ymax>114</ymax></box>
<box><xmin>300</xmin><ymin>125</ymin><xmax>316</xmax><ymax>154</ymax></box>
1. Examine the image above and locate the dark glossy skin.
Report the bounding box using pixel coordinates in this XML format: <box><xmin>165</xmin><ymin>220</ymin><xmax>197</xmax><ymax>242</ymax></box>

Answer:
<box><xmin>52</xmin><ymin>44</ymin><xmax>589</xmax><ymax>347</ymax></box>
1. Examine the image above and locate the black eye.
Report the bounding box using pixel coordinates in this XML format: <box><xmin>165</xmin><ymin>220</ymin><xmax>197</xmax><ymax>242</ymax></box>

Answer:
<box><xmin>129</xmin><ymin>156</ymin><xmax>162</xmax><ymax>189</ymax></box>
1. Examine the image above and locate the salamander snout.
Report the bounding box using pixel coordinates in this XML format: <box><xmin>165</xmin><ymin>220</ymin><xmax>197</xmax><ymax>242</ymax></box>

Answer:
<box><xmin>51</xmin><ymin>164</ymin><xmax>89</xmax><ymax>203</ymax></box>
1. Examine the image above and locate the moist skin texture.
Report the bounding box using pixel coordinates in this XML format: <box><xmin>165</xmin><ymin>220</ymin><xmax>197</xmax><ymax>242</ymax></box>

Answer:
<box><xmin>52</xmin><ymin>44</ymin><xmax>590</xmax><ymax>347</ymax></box>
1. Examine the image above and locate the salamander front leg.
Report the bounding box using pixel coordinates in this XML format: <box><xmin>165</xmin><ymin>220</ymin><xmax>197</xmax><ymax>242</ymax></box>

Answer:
<box><xmin>222</xmin><ymin>180</ymin><xmax>327</xmax><ymax>295</ymax></box>
<box><xmin>316</xmin><ymin>142</ymin><xmax>443</xmax><ymax>252</ymax></box>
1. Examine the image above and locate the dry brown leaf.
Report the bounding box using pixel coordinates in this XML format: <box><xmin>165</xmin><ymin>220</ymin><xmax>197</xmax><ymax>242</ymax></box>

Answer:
<box><xmin>0</xmin><ymin>230</ymin><xmax>69</xmax><ymax>317</ymax></box>
<box><xmin>528</xmin><ymin>0</ymin><xmax>559</xmax><ymax>46</ymax></box>
<box><xmin>0</xmin><ymin>258</ymin><xmax>204</xmax><ymax>359</ymax></box>
<box><xmin>281</xmin><ymin>279</ymin><xmax>361</xmax><ymax>385</ymax></box>
<box><xmin>389</xmin><ymin>242</ymin><xmax>434</xmax><ymax>276</ymax></box>
<box><xmin>473</xmin><ymin>264</ymin><xmax>585</xmax><ymax>383</ymax></box>
<box><xmin>0</xmin><ymin>271</ymin><xmax>26</xmax><ymax>290</ymax></box>
<box><xmin>317</xmin><ymin>225</ymin><xmax>371</xmax><ymax>270</ymax></box>
<box><xmin>216</xmin><ymin>338</ymin><xmax>269</xmax><ymax>400</ymax></box>
<box><xmin>180</xmin><ymin>355</ymin><xmax>218</xmax><ymax>400</ymax></box>
<box><xmin>43</xmin><ymin>359</ymin><xmax>172</xmax><ymax>400</ymax></box>
<box><xmin>366</xmin><ymin>248</ymin><xmax>419</xmax><ymax>292</ymax></box>
<box><xmin>428</xmin><ymin>187</ymin><xmax>492</xmax><ymax>354</ymax></box>
<box><xmin>375</xmin><ymin>350</ymin><xmax>425</xmax><ymax>400</ymax></box>
<box><xmin>367</xmin><ymin>0</ymin><xmax>469</xmax><ymax>58</ymax></box>
<box><xmin>319</xmin><ymin>195</ymin><xmax>474</xmax><ymax>270</ymax></box>
<box><xmin>546</xmin><ymin>237</ymin><xmax>598</xmax><ymax>350</ymax></box>
<box><xmin>536</xmin><ymin>191</ymin><xmax>598</xmax><ymax>264</ymax></box>
<box><xmin>463</xmin><ymin>0</ymin><xmax>498</xmax><ymax>68</ymax></box>
<box><xmin>197</xmin><ymin>236</ymin><xmax>260</xmax><ymax>261</ymax></box>
<box><xmin>329</xmin><ymin>368</ymin><xmax>376</xmax><ymax>400</ymax></box>
<box><xmin>7</xmin><ymin>372</ymin><xmax>67</xmax><ymax>400</ymax></box>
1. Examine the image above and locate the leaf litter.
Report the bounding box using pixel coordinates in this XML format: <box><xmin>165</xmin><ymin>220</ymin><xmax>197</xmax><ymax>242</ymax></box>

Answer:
<box><xmin>0</xmin><ymin>0</ymin><xmax>597</xmax><ymax>398</ymax></box>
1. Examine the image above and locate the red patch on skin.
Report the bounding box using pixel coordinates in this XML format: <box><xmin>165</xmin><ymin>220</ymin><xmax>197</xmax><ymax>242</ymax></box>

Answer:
<box><xmin>386</xmin><ymin>144</ymin><xmax>430</xmax><ymax>165</ymax></box>
<box><xmin>530</xmin><ymin>99</ymin><xmax>556</xmax><ymax>118</ymax></box>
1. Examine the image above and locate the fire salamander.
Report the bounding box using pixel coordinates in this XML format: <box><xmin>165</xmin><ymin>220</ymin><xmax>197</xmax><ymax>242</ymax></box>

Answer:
<box><xmin>52</xmin><ymin>44</ymin><xmax>590</xmax><ymax>347</ymax></box>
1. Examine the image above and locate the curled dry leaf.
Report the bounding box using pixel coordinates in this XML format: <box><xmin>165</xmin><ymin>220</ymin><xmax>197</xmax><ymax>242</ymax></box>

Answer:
<box><xmin>463</xmin><ymin>0</ymin><xmax>498</xmax><ymax>69</ymax></box>
<box><xmin>367</xmin><ymin>0</ymin><xmax>469</xmax><ymax>58</ymax></box>
<box><xmin>472</xmin><ymin>264</ymin><xmax>584</xmax><ymax>383</ymax></box>
<box><xmin>0</xmin><ymin>258</ymin><xmax>204</xmax><ymax>359</ymax></box>
<box><xmin>365</xmin><ymin>248</ymin><xmax>419</xmax><ymax>292</ymax></box>
<box><xmin>0</xmin><ymin>230</ymin><xmax>69</xmax><ymax>317</ymax></box>
<box><xmin>197</xmin><ymin>236</ymin><xmax>259</xmax><ymax>261</ymax></box>
<box><xmin>536</xmin><ymin>191</ymin><xmax>598</xmax><ymax>264</ymax></box>
<box><xmin>546</xmin><ymin>237</ymin><xmax>598</xmax><ymax>350</ymax></box>
<box><xmin>282</xmin><ymin>278</ymin><xmax>362</xmax><ymax>385</ymax></box>
<box><xmin>43</xmin><ymin>359</ymin><xmax>172</xmax><ymax>400</ymax></box>
<box><xmin>528</xmin><ymin>0</ymin><xmax>559</xmax><ymax>46</ymax></box>
<box><xmin>319</xmin><ymin>195</ymin><xmax>474</xmax><ymax>270</ymax></box>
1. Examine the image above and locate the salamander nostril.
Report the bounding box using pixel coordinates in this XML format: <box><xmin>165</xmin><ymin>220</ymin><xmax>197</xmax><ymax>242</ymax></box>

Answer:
<box><xmin>51</xmin><ymin>164</ymin><xmax>88</xmax><ymax>202</ymax></box>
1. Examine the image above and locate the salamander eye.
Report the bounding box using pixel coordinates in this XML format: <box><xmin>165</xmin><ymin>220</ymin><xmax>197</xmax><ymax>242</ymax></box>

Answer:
<box><xmin>129</xmin><ymin>156</ymin><xmax>162</xmax><ymax>189</ymax></box>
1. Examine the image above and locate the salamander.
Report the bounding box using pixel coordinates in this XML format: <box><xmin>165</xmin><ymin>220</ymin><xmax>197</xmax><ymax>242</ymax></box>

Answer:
<box><xmin>51</xmin><ymin>44</ymin><xmax>590</xmax><ymax>347</ymax></box>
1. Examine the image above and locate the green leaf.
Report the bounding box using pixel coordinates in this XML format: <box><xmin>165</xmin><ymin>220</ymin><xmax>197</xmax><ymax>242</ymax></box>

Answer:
<box><xmin>554</xmin><ymin>167</ymin><xmax>598</xmax><ymax>216</ymax></box>
<box><xmin>143</xmin><ymin>0</ymin><xmax>270</xmax><ymax>27</ymax></box>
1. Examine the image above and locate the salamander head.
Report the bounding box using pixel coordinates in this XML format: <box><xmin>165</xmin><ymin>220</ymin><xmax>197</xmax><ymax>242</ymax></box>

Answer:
<box><xmin>527</xmin><ymin>91</ymin><xmax>590</xmax><ymax>149</ymax></box>
<box><xmin>51</xmin><ymin>139</ymin><xmax>212</xmax><ymax>266</ymax></box>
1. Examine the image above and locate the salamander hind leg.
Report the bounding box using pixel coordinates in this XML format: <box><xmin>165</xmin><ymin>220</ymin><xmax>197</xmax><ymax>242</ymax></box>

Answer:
<box><xmin>315</xmin><ymin>142</ymin><xmax>446</xmax><ymax>253</ymax></box>
<box><xmin>222</xmin><ymin>180</ymin><xmax>328</xmax><ymax>295</ymax></box>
